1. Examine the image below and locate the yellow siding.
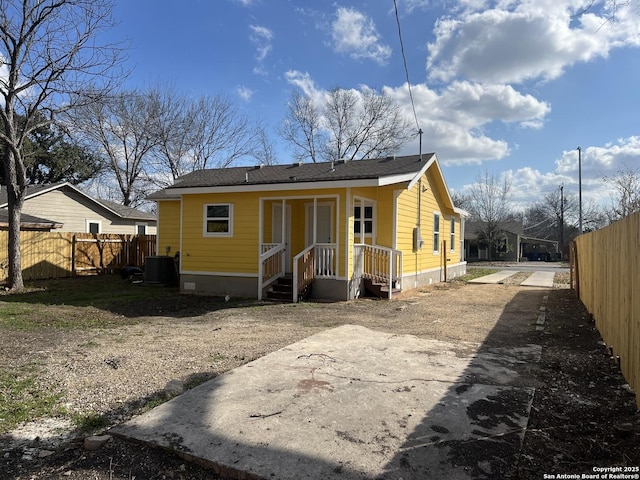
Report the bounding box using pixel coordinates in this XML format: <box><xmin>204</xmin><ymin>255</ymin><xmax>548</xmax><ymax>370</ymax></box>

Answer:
<box><xmin>181</xmin><ymin>192</ymin><xmax>261</xmax><ymax>274</ymax></box>
<box><xmin>157</xmin><ymin>200</ymin><xmax>181</xmax><ymax>256</ymax></box>
<box><xmin>376</xmin><ymin>186</ymin><xmax>396</xmax><ymax>247</ymax></box>
<box><xmin>396</xmin><ymin>172</ymin><xmax>462</xmax><ymax>276</ymax></box>
<box><xmin>175</xmin><ymin>188</ymin><xmax>347</xmax><ymax>278</ymax></box>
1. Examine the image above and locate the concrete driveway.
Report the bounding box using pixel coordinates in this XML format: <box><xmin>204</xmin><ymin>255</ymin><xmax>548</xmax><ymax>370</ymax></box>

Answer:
<box><xmin>113</xmin><ymin>322</ymin><xmax>542</xmax><ymax>479</ymax></box>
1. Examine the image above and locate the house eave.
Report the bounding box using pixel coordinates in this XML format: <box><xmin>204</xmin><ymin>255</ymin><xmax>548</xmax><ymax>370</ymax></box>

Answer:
<box><xmin>167</xmin><ymin>177</ymin><xmax>400</xmax><ymax>195</ymax></box>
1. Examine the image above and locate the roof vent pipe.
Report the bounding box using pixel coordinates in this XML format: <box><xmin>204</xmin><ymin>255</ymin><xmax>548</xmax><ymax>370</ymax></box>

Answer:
<box><xmin>245</xmin><ymin>172</ymin><xmax>249</xmax><ymax>182</ymax></box>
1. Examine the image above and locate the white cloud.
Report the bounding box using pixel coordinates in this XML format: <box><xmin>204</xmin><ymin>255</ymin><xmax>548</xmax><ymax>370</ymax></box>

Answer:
<box><xmin>249</xmin><ymin>25</ymin><xmax>273</xmax><ymax>63</ymax></box>
<box><xmin>400</xmin><ymin>0</ymin><xmax>431</xmax><ymax>13</ymax></box>
<box><xmin>330</xmin><ymin>7</ymin><xmax>391</xmax><ymax>65</ymax></box>
<box><xmin>236</xmin><ymin>85</ymin><xmax>254</xmax><ymax>102</ymax></box>
<box><xmin>233</xmin><ymin>0</ymin><xmax>257</xmax><ymax>6</ymax></box>
<box><xmin>497</xmin><ymin>136</ymin><xmax>640</xmax><ymax>209</ymax></box>
<box><xmin>285</xmin><ymin>71</ymin><xmax>550</xmax><ymax>166</ymax></box>
<box><xmin>427</xmin><ymin>0</ymin><xmax>640</xmax><ymax>84</ymax></box>
<box><xmin>387</xmin><ymin>81</ymin><xmax>550</xmax><ymax>164</ymax></box>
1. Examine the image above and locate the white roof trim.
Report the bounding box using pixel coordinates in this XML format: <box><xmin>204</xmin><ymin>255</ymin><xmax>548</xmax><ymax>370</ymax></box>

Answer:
<box><xmin>406</xmin><ymin>155</ymin><xmax>436</xmax><ymax>190</ymax></box>
<box><xmin>169</xmin><ymin>177</ymin><xmax>394</xmax><ymax>195</ymax></box>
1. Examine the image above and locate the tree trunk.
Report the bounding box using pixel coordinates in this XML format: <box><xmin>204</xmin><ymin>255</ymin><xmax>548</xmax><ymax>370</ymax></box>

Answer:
<box><xmin>5</xmin><ymin>182</ymin><xmax>25</xmax><ymax>290</ymax></box>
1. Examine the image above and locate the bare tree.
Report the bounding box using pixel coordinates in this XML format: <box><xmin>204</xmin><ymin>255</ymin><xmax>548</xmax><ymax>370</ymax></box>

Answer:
<box><xmin>188</xmin><ymin>95</ymin><xmax>259</xmax><ymax>171</ymax></box>
<box><xmin>148</xmin><ymin>91</ymin><xmax>263</xmax><ymax>186</ymax></box>
<box><xmin>279</xmin><ymin>86</ymin><xmax>411</xmax><ymax>163</ymax></box>
<box><xmin>70</xmin><ymin>90</ymin><xmax>160</xmax><ymax>206</ymax></box>
<box><xmin>467</xmin><ymin>170</ymin><xmax>514</xmax><ymax>261</ymax></box>
<box><xmin>323</xmin><ymin>87</ymin><xmax>411</xmax><ymax>161</ymax></box>
<box><xmin>253</xmin><ymin>126</ymin><xmax>278</xmax><ymax>166</ymax></box>
<box><xmin>603</xmin><ymin>164</ymin><xmax>640</xmax><ymax>222</ymax></box>
<box><xmin>278</xmin><ymin>90</ymin><xmax>323</xmax><ymax>163</ymax></box>
<box><xmin>148</xmin><ymin>87</ymin><xmax>192</xmax><ymax>185</ymax></box>
<box><xmin>0</xmin><ymin>0</ymin><xmax>123</xmax><ymax>290</ymax></box>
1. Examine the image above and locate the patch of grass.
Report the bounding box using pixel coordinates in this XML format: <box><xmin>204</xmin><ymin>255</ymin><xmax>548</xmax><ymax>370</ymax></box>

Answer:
<box><xmin>0</xmin><ymin>275</ymin><xmax>171</xmax><ymax>331</ymax></box>
<box><xmin>138</xmin><ymin>394</ymin><xmax>168</xmax><ymax>414</ymax></box>
<box><xmin>72</xmin><ymin>412</ymin><xmax>110</xmax><ymax>434</ymax></box>
<box><xmin>459</xmin><ymin>268</ymin><xmax>501</xmax><ymax>282</ymax></box>
<box><xmin>0</xmin><ymin>366</ymin><xmax>62</xmax><ymax>434</ymax></box>
<box><xmin>209</xmin><ymin>353</ymin><xmax>226</xmax><ymax>362</ymax></box>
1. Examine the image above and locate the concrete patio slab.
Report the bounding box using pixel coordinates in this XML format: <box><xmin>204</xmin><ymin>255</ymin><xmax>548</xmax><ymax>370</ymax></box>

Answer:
<box><xmin>468</xmin><ymin>271</ymin><xmax>519</xmax><ymax>284</ymax></box>
<box><xmin>112</xmin><ymin>325</ymin><xmax>541</xmax><ymax>480</ymax></box>
<box><xmin>520</xmin><ymin>271</ymin><xmax>555</xmax><ymax>287</ymax></box>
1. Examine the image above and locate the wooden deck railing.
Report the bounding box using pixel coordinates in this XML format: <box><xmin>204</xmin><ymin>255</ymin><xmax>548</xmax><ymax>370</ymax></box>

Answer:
<box><xmin>258</xmin><ymin>243</ymin><xmax>285</xmax><ymax>300</ymax></box>
<box><xmin>293</xmin><ymin>245</ymin><xmax>315</xmax><ymax>303</ymax></box>
<box><xmin>354</xmin><ymin>244</ymin><xmax>402</xmax><ymax>299</ymax></box>
<box><xmin>292</xmin><ymin>243</ymin><xmax>337</xmax><ymax>302</ymax></box>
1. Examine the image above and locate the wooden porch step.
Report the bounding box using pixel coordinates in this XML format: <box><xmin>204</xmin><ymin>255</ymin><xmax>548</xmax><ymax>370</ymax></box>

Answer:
<box><xmin>363</xmin><ymin>278</ymin><xmax>401</xmax><ymax>299</ymax></box>
<box><xmin>265</xmin><ymin>276</ymin><xmax>294</xmax><ymax>302</ymax></box>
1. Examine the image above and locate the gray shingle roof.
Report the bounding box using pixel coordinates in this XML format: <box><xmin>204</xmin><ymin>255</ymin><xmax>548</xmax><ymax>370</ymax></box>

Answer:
<box><xmin>0</xmin><ymin>209</ymin><xmax>62</xmax><ymax>228</ymax></box>
<box><xmin>164</xmin><ymin>154</ymin><xmax>434</xmax><ymax>190</ymax></box>
<box><xmin>97</xmin><ymin>198</ymin><xmax>156</xmax><ymax>221</ymax></box>
<box><xmin>0</xmin><ymin>183</ymin><xmax>155</xmax><ymax>221</ymax></box>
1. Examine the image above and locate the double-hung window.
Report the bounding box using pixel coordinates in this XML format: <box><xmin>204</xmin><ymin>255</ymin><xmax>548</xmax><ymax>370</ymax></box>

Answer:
<box><xmin>204</xmin><ymin>204</ymin><xmax>233</xmax><ymax>236</ymax></box>
<box><xmin>433</xmin><ymin>213</ymin><xmax>440</xmax><ymax>252</ymax></box>
<box><xmin>354</xmin><ymin>205</ymin><xmax>373</xmax><ymax>236</ymax></box>
<box><xmin>450</xmin><ymin>218</ymin><xmax>455</xmax><ymax>252</ymax></box>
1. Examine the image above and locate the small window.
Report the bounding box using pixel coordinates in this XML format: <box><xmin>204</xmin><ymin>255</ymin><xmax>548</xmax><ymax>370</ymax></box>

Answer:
<box><xmin>136</xmin><ymin>223</ymin><xmax>147</xmax><ymax>235</ymax></box>
<box><xmin>354</xmin><ymin>205</ymin><xmax>373</xmax><ymax>235</ymax></box>
<box><xmin>450</xmin><ymin>218</ymin><xmax>455</xmax><ymax>252</ymax></box>
<box><xmin>204</xmin><ymin>204</ymin><xmax>232</xmax><ymax>236</ymax></box>
<box><xmin>86</xmin><ymin>220</ymin><xmax>100</xmax><ymax>234</ymax></box>
<box><xmin>433</xmin><ymin>213</ymin><xmax>440</xmax><ymax>252</ymax></box>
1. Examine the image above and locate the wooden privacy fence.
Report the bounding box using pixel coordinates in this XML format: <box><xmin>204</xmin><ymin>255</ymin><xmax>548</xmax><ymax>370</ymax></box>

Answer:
<box><xmin>571</xmin><ymin>211</ymin><xmax>640</xmax><ymax>408</ymax></box>
<box><xmin>0</xmin><ymin>232</ymin><xmax>156</xmax><ymax>283</ymax></box>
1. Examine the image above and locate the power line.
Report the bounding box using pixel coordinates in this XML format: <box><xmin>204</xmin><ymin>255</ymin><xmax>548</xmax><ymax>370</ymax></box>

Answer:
<box><xmin>393</xmin><ymin>0</ymin><xmax>420</xmax><ymax>133</ymax></box>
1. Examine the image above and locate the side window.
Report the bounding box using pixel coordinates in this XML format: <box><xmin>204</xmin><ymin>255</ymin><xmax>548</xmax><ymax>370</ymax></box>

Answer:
<box><xmin>354</xmin><ymin>205</ymin><xmax>373</xmax><ymax>235</ymax></box>
<box><xmin>433</xmin><ymin>213</ymin><xmax>440</xmax><ymax>252</ymax></box>
<box><xmin>204</xmin><ymin>204</ymin><xmax>233</xmax><ymax>237</ymax></box>
<box><xmin>450</xmin><ymin>218</ymin><xmax>455</xmax><ymax>252</ymax></box>
<box><xmin>86</xmin><ymin>220</ymin><xmax>101</xmax><ymax>234</ymax></box>
<box><xmin>136</xmin><ymin>223</ymin><xmax>147</xmax><ymax>235</ymax></box>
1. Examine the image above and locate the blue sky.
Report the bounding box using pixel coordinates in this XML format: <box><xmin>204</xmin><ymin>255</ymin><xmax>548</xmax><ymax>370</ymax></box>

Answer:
<box><xmin>109</xmin><ymin>0</ymin><xmax>640</xmax><ymax>210</ymax></box>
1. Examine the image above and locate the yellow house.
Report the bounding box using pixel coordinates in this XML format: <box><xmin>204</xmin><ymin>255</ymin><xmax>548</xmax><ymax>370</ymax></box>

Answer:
<box><xmin>148</xmin><ymin>153</ymin><xmax>467</xmax><ymax>301</ymax></box>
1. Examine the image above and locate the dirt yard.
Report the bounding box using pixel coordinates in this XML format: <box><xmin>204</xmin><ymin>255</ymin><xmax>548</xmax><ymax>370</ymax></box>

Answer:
<box><xmin>1</xmin><ymin>276</ymin><xmax>638</xmax><ymax>479</ymax></box>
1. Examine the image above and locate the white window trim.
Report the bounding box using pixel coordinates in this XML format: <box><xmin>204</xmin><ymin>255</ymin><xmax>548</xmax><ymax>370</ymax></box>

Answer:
<box><xmin>203</xmin><ymin>203</ymin><xmax>233</xmax><ymax>237</ymax></box>
<box><xmin>135</xmin><ymin>222</ymin><xmax>148</xmax><ymax>235</ymax></box>
<box><xmin>353</xmin><ymin>196</ymin><xmax>376</xmax><ymax>244</ymax></box>
<box><xmin>450</xmin><ymin>218</ymin><xmax>456</xmax><ymax>253</ymax></box>
<box><xmin>433</xmin><ymin>212</ymin><xmax>441</xmax><ymax>254</ymax></box>
<box><xmin>86</xmin><ymin>219</ymin><xmax>101</xmax><ymax>234</ymax></box>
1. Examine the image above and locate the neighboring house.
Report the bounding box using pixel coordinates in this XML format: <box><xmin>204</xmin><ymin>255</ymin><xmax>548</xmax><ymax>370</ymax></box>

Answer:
<box><xmin>464</xmin><ymin>220</ymin><xmax>559</xmax><ymax>262</ymax></box>
<box><xmin>0</xmin><ymin>209</ymin><xmax>62</xmax><ymax>231</ymax></box>
<box><xmin>0</xmin><ymin>183</ymin><xmax>157</xmax><ymax>234</ymax></box>
<box><xmin>148</xmin><ymin>153</ymin><xmax>467</xmax><ymax>301</ymax></box>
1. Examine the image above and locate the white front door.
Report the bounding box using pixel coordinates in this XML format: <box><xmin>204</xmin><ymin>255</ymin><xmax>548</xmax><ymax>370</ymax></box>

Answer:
<box><xmin>306</xmin><ymin>203</ymin><xmax>333</xmax><ymax>246</ymax></box>
<box><xmin>272</xmin><ymin>203</ymin><xmax>292</xmax><ymax>273</ymax></box>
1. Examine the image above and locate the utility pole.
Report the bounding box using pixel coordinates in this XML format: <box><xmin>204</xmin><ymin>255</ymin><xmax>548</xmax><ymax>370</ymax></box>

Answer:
<box><xmin>577</xmin><ymin>146</ymin><xmax>583</xmax><ymax>234</ymax></box>
<box><xmin>560</xmin><ymin>184</ymin><xmax>564</xmax><ymax>252</ymax></box>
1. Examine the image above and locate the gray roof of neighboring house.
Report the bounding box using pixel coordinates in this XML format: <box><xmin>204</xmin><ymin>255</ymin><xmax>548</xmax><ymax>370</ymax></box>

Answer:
<box><xmin>152</xmin><ymin>154</ymin><xmax>435</xmax><ymax>195</ymax></box>
<box><xmin>464</xmin><ymin>220</ymin><xmax>525</xmax><ymax>240</ymax></box>
<box><xmin>97</xmin><ymin>198</ymin><xmax>156</xmax><ymax>221</ymax></box>
<box><xmin>0</xmin><ymin>209</ymin><xmax>63</xmax><ymax>229</ymax></box>
<box><xmin>0</xmin><ymin>183</ymin><xmax>155</xmax><ymax>222</ymax></box>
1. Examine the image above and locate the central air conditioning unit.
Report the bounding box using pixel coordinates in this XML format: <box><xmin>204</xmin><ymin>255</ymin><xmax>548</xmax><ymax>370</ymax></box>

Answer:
<box><xmin>144</xmin><ymin>256</ymin><xmax>176</xmax><ymax>285</ymax></box>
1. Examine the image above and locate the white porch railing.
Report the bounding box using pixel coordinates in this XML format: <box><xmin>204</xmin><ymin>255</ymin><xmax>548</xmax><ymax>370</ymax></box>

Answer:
<box><xmin>292</xmin><ymin>243</ymin><xmax>337</xmax><ymax>302</ymax></box>
<box><xmin>353</xmin><ymin>244</ymin><xmax>402</xmax><ymax>299</ymax></box>
<box><xmin>258</xmin><ymin>243</ymin><xmax>285</xmax><ymax>300</ymax></box>
<box><xmin>261</xmin><ymin>243</ymin><xmax>280</xmax><ymax>254</ymax></box>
